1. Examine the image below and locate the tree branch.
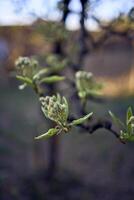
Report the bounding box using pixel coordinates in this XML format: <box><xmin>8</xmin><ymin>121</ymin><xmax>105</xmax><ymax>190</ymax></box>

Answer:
<box><xmin>69</xmin><ymin>116</ymin><xmax>125</xmax><ymax>144</ymax></box>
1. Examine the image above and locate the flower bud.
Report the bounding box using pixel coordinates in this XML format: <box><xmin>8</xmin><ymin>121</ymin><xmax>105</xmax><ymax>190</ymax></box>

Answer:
<box><xmin>39</xmin><ymin>94</ymin><xmax>69</xmax><ymax>125</ymax></box>
<box><xmin>15</xmin><ymin>56</ymin><xmax>39</xmax><ymax>78</ymax></box>
<box><xmin>75</xmin><ymin>71</ymin><xmax>102</xmax><ymax>99</ymax></box>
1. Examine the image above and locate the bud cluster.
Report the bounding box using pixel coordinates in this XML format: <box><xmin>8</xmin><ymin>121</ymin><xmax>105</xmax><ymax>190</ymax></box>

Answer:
<box><xmin>76</xmin><ymin>71</ymin><xmax>100</xmax><ymax>98</ymax></box>
<box><xmin>76</xmin><ymin>71</ymin><xmax>94</xmax><ymax>98</ymax></box>
<box><xmin>40</xmin><ymin>21</ymin><xmax>68</xmax><ymax>42</ymax></box>
<box><xmin>15</xmin><ymin>57</ymin><xmax>39</xmax><ymax>78</ymax></box>
<box><xmin>40</xmin><ymin>94</ymin><xmax>68</xmax><ymax>126</ymax></box>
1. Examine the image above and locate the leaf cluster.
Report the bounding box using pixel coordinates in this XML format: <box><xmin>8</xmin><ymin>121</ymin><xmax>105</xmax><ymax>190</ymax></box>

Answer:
<box><xmin>35</xmin><ymin>94</ymin><xmax>93</xmax><ymax>139</ymax></box>
<box><xmin>15</xmin><ymin>57</ymin><xmax>93</xmax><ymax>140</ymax></box>
<box><xmin>75</xmin><ymin>71</ymin><xmax>103</xmax><ymax>101</ymax></box>
<box><xmin>15</xmin><ymin>56</ymin><xmax>65</xmax><ymax>91</ymax></box>
<box><xmin>15</xmin><ymin>56</ymin><xmax>134</xmax><ymax>143</ymax></box>
<box><xmin>109</xmin><ymin>107</ymin><xmax>134</xmax><ymax>142</ymax></box>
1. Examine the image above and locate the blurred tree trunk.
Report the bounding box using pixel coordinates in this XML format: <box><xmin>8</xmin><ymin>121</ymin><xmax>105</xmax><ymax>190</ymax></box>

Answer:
<box><xmin>47</xmin><ymin>0</ymin><xmax>88</xmax><ymax>178</ymax></box>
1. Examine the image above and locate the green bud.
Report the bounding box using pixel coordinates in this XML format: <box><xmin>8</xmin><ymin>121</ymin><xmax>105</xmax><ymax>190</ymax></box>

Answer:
<box><xmin>75</xmin><ymin>71</ymin><xmax>103</xmax><ymax>99</ymax></box>
<box><xmin>15</xmin><ymin>57</ymin><xmax>31</xmax><ymax>67</ymax></box>
<box><xmin>35</xmin><ymin>128</ymin><xmax>59</xmax><ymax>140</ymax></box>
<box><xmin>15</xmin><ymin>56</ymin><xmax>39</xmax><ymax>78</ymax></box>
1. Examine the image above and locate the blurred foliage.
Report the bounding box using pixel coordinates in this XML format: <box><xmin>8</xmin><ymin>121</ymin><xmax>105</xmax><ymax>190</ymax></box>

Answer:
<box><xmin>75</xmin><ymin>71</ymin><xmax>103</xmax><ymax>101</ymax></box>
<box><xmin>15</xmin><ymin>56</ymin><xmax>66</xmax><ymax>93</ymax></box>
<box><xmin>35</xmin><ymin>20</ymin><xmax>69</xmax><ymax>42</ymax></box>
<box><xmin>109</xmin><ymin>107</ymin><xmax>134</xmax><ymax>142</ymax></box>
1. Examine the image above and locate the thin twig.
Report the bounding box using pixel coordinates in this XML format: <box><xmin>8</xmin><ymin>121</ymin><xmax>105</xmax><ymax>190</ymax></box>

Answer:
<box><xmin>68</xmin><ymin>116</ymin><xmax>125</xmax><ymax>144</ymax></box>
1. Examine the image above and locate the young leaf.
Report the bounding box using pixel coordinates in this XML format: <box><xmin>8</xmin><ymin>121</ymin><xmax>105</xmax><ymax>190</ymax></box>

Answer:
<box><xmin>35</xmin><ymin>128</ymin><xmax>58</xmax><ymax>140</ymax></box>
<box><xmin>109</xmin><ymin>111</ymin><xmax>125</xmax><ymax>128</ymax></box>
<box><xmin>40</xmin><ymin>75</ymin><xmax>65</xmax><ymax>84</ymax></box>
<box><xmin>126</xmin><ymin>107</ymin><xmax>133</xmax><ymax>124</ymax></box>
<box><xmin>16</xmin><ymin>75</ymin><xmax>33</xmax><ymax>85</ymax></box>
<box><xmin>126</xmin><ymin>107</ymin><xmax>133</xmax><ymax>135</ymax></box>
<box><xmin>69</xmin><ymin>112</ymin><xmax>93</xmax><ymax>126</ymax></box>
<box><xmin>62</xmin><ymin>96</ymin><xmax>69</xmax><ymax>120</ymax></box>
<box><xmin>33</xmin><ymin>68</ymin><xmax>49</xmax><ymax>80</ymax></box>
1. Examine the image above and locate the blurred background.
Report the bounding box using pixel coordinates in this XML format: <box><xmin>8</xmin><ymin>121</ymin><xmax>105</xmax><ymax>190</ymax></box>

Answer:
<box><xmin>0</xmin><ymin>0</ymin><xmax>134</xmax><ymax>199</ymax></box>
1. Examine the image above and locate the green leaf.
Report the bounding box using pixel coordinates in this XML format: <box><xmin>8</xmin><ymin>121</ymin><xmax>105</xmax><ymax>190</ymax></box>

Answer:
<box><xmin>35</xmin><ymin>128</ymin><xmax>58</xmax><ymax>140</ymax></box>
<box><xmin>62</xmin><ymin>97</ymin><xmax>69</xmax><ymax>120</ymax></box>
<box><xmin>16</xmin><ymin>75</ymin><xmax>33</xmax><ymax>85</ymax></box>
<box><xmin>126</xmin><ymin>107</ymin><xmax>133</xmax><ymax>135</ymax></box>
<box><xmin>33</xmin><ymin>68</ymin><xmax>49</xmax><ymax>80</ymax></box>
<box><xmin>40</xmin><ymin>76</ymin><xmax>65</xmax><ymax>84</ymax></box>
<box><xmin>126</xmin><ymin>107</ymin><xmax>133</xmax><ymax>124</ymax></box>
<box><xmin>86</xmin><ymin>90</ymin><xmax>102</xmax><ymax>97</ymax></box>
<box><xmin>69</xmin><ymin>112</ymin><xmax>93</xmax><ymax>126</ymax></box>
<box><xmin>109</xmin><ymin>111</ymin><xmax>125</xmax><ymax>128</ymax></box>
